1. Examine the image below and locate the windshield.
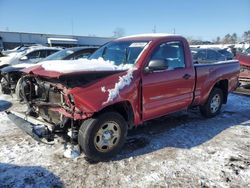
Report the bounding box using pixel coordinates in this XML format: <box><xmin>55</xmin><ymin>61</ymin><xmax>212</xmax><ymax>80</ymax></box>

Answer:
<box><xmin>243</xmin><ymin>47</ymin><xmax>250</xmax><ymax>55</ymax></box>
<box><xmin>88</xmin><ymin>41</ymin><xmax>149</xmax><ymax>66</ymax></box>
<box><xmin>43</xmin><ymin>49</ymin><xmax>74</xmax><ymax>61</ymax></box>
<box><xmin>218</xmin><ymin>49</ymin><xmax>232</xmax><ymax>56</ymax></box>
<box><xmin>16</xmin><ymin>46</ymin><xmax>29</xmax><ymax>52</ymax></box>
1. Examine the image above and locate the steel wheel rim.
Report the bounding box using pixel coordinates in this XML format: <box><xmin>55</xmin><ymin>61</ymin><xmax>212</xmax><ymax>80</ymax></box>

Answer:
<box><xmin>94</xmin><ymin>121</ymin><xmax>121</xmax><ymax>152</ymax></box>
<box><xmin>210</xmin><ymin>94</ymin><xmax>221</xmax><ymax>113</ymax></box>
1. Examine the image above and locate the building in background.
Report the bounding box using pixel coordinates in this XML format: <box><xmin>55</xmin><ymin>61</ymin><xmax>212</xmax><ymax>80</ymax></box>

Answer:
<box><xmin>0</xmin><ymin>31</ymin><xmax>113</xmax><ymax>50</ymax></box>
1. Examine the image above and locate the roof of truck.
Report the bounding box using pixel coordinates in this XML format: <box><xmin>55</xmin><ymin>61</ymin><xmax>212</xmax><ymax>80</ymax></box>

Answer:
<box><xmin>116</xmin><ymin>33</ymin><xmax>182</xmax><ymax>41</ymax></box>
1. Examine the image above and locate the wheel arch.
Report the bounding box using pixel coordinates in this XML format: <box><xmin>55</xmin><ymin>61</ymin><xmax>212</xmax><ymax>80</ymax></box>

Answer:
<box><xmin>213</xmin><ymin>79</ymin><xmax>228</xmax><ymax>104</ymax></box>
<box><xmin>95</xmin><ymin>101</ymin><xmax>135</xmax><ymax>129</ymax></box>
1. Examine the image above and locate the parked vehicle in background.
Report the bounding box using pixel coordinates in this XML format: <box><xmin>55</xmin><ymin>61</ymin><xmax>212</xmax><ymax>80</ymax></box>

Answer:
<box><xmin>191</xmin><ymin>48</ymin><xmax>227</xmax><ymax>64</ymax></box>
<box><xmin>0</xmin><ymin>47</ymin><xmax>98</xmax><ymax>95</ymax></box>
<box><xmin>236</xmin><ymin>47</ymin><xmax>250</xmax><ymax>88</ymax></box>
<box><xmin>0</xmin><ymin>45</ymin><xmax>60</xmax><ymax>69</ymax></box>
<box><xmin>213</xmin><ymin>48</ymin><xmax>234</xmax><ymax>60</ymax></box>
<box><xmin>0</xmin><ymin>46</ymin><xmax>60</xmax><ymax>94</ymax></box>
<box><xmin>42</xmin><ymin>47</ymin><xmax>98</xmax><ymax>61</ymax></box>
<box><xmin>242</xmin><ymin>47</ymin><xmax>250</xmax><ymax>55</ymax></box>
<box><xmin>7</xmin><ymin>34</ymin><xmax>239</xmax><ymax>161</ymax></box>
<box><xmin>1</xmin><ymin>44</ymin><xmax>43</xmax><ymax>55</ymax></box>
<box><xmin>0</xmin><ymin>46</ymin><xmax>33</xmax><ymax>69</ymax></box>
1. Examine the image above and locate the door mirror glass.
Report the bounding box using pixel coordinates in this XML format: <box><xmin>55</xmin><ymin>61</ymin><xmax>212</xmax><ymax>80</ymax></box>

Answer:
<box><xmin>145</xmin><ymin>59</ymin><xmax>168</xmax><ymax>72</ymax></box>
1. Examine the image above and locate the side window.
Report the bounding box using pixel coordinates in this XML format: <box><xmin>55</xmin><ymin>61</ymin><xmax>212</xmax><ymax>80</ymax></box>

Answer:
<box><xmin>47</xmin><ymin>50</ymin><xmax>58</xmax><ymax>56</ymax></box>
<box><xmin>207</xmin><ymin>50</ymin><xmax>217</xmax><ymax>60</ymax></box>
<box><xmin>150</xmin><ymin>41</ymin><xmax>185</xmax><ymax>70</ymax></box>
<box><xmin>26</xmin><ymin>50</ymin><xmax>40</xmax><ymax>59</ymax></box>
<box><xmin>197</xmin><ymin>50</ymin><xmax>206</xmax><ymax>60</ymax></box>
<box><xmin>39</xmin><ymin>50</ymin><xmax>48</xmax><ymax>58</ymax></box>
<box><xmin>244</xmin><ymin>48</ymin><xmax>250</xmax><ymax>55</ymax></box>
<box><xmin>216</xmin><ymin>51</ymin><xmax>223</xmax><ymax>59</ymax></box>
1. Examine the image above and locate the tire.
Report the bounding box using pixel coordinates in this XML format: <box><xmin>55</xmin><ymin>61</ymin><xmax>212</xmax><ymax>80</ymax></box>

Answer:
<box><xmin>78</xmin><ymin>112</ymin><xmax>128</xmax><ymax>161</ymax></box>
<box><xmin>200</xmin><ymin>88</ymin><xmax>223</xmax><ymax>118</ymax></box>
<box><xmin>0</xmin><ymin>77</ymin><xmax>11</xmax><ymax>94</ymax></box>
<box><xmin>15</xmin><ymin>77</ymin><xmax>24</xmax><ymax>101</ymax></box>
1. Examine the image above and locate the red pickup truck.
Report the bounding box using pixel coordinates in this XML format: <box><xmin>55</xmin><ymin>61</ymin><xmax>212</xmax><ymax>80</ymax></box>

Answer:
<box><xmin>7</xmin><ymin>34</ymin><xmax>240</xmax><ymax>161</ymax></box>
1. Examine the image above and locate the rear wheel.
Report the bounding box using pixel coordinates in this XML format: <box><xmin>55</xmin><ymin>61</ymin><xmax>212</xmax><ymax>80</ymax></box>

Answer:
<box><xmin>200</xmin><ymin>88</ymin><xmax>223</xmax><ymax>118</ymax></box>
<box><xmin>78</xmin><ymin>112</ymin><xmax>128</xmax><ymax>161</ymax></box>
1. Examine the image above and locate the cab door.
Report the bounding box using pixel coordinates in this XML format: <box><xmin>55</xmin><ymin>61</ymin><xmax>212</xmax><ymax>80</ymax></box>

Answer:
<box><xmin>142</xmin><ymin>41</ymin><xmax>195</xmax><ymax>121</ymax></box>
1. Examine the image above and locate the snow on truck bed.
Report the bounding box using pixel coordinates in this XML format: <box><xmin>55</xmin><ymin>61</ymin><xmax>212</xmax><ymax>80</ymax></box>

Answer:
<box><xmin>41</xmin><ymin>58</ymin><xmax>133</xmax><ymax>73</ymax></box>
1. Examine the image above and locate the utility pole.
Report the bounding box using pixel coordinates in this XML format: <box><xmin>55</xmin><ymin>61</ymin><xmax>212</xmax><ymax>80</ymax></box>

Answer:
<box><xmin>173</xmin><ymin>28</ymin><xmax>176</xmax><ymax>34</ymax></box>
<box><xmin>71</xmin><ymin>18</ymin><xmax>74</xmax><ymax>35</ymax></box>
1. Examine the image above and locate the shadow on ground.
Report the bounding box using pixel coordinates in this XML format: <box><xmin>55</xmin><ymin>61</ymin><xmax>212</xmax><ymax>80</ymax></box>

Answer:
<box><xmin>0</xmin><ymin>163</ymin><xmax>64</xmax><ymax>187</ymax></box>
<box><xmin>0</xmin><ymin>100</ymin><xmax>12</xmax><ymax>111</ymax></box>
<box><xmin>113</xmin><ymin>105</ymin><xmax>250</xmax><ymax>161</ymax></box>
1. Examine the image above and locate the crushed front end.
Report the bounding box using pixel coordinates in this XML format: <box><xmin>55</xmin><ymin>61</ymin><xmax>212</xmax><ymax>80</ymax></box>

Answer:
<box><xmin>7</xmin><ymin>74</ymin><xmax>92</xmax><ymax>144</ymax></box>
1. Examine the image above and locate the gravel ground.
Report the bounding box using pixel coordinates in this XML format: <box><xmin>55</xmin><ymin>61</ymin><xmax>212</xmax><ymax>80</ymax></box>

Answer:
<box><xmin>0</xmin><ymin>93</ymin><xmax>249</xmax><ymax>188</ymax></box>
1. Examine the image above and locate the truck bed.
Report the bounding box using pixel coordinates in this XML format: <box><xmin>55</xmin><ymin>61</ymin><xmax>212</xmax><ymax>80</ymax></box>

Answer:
<box><xmin>193</xmin><ymin>60</ymin><xmax>240</xmax><ymax>106</ymax></box>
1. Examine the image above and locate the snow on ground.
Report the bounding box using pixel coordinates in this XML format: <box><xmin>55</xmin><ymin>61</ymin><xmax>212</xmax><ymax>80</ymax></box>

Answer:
<box><xmin>41</xmin><ymin>58</ymin><xmax>133</xmax><ymax>73</ymax></box>
<box><xmin>0</xmin><ymin>93</ymin><xmax>249</xmax><ymax>187</ymax></box>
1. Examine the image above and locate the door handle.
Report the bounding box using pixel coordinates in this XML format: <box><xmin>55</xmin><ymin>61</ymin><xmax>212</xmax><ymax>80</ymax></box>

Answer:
<box><xmin>183</xmin><ymin>74</ymin><xmax>191</xmax><ymax>80</ymax></box>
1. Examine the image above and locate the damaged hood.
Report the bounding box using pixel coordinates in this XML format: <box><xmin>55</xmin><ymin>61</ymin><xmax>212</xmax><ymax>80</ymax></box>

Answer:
<box><xmin>68</xmin><ymin>67</ymin><xmax>139</xmax><ymax>113</ymax></box>
<box><xmin>22</xmin><ymin>58</ymin><xmax>133</xmax><ymax>79</ymax></box>
<box><xmin>22</xmin><ymin>58</ymin><xmax>140</xmax><ymax>116</ymax></box>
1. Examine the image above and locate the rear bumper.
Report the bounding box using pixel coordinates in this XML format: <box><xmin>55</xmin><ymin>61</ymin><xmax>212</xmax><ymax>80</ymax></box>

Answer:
<box><xmin>6</xmin><ymin>110</ymin><xmax>54</xmax><ymax>144</ymax></box>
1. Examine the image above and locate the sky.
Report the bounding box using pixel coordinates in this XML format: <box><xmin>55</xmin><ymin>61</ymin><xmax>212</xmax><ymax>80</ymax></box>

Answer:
<box><xmin>0</xmin><ymin>0</ymin><xmax>249</xmax><ymax>40</ymax></box>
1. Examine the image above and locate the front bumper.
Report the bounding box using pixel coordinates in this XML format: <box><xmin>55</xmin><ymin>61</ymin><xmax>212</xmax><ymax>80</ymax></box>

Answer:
<box><xmin>6</xmin><ymin>110</ymin><xmax>54</xmax><ymax>144</ymax></box>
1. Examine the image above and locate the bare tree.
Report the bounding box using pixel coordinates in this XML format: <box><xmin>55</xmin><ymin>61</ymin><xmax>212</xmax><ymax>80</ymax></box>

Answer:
<box><xmin>231</xmin><ymin>33</ymin><xmax>238</xmax><ymax>43</ymax></box>
<box><xmin>113</xmin><ymin>27</ymin><xmax>125</xmax><ymax>38</ymax></box>
<box><xmin>185</xmin><ymin>36</ymin><xmax>193</xmax><ymax>44</ymax></box>
<box><xmin>213</xmin><ymin>36</ymin><xmax>221</xmax><ymax>44</ymax></box>
<box><xmin>222</xmin><ymin>34</ymin><xmax>232</xmax><ymax>44</ymax></box>
<box><xmin>242</xmin><ymin>30</ymin><xmax>250</xmax><ymax>42</ymax></box>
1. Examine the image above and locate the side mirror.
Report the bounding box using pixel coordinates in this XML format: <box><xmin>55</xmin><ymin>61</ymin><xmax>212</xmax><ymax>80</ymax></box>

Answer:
<box><xmin>145</xmin><ymin>59</ymin><xmax>168</xmax><ymax>73</ymax></box>
<box><xmin>20</xmin><ymin>56</ymin><xmax>28</xmax><ymax>61</ymax></box>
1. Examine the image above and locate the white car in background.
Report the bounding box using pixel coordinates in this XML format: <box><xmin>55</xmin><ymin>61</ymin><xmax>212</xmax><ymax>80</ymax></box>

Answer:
<box><xmin>0</xmin><ymin>45</ymin><xmax>60</xmax><ymax>68</ymax></box>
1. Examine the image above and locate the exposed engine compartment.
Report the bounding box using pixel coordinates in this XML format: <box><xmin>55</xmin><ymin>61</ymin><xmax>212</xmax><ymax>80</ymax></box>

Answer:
<box><xmin>18</xmin><ymin>75</ymin><xmax>81</xmax><ymax>143</ymax></box>
<box><xmin>20</xmin><ymin>75</ymin><xmax>70</xmax><ymax>125</ymax></box>
<box><xmin>18</xmin><ymin>71</ymin><xmax>120</xmax><ymax>128</ymax></box>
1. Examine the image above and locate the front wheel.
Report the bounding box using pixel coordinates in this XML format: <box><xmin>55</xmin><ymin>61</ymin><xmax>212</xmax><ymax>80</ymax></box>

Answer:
<box><xmin>0</xmin><ymin>76</ymin><xmax>11</xmax><ymax>94</ymax></box>
<box><xmin>15</xmin><ymin>77</ymin><xmax>24</xmax><ymax>101</ymax></box>
<box><xmin>78</xmin><ymin>112</ymin><xmax>128</xmax><ymax>161</ymax></box>
<box><xmin>200</xmin><ymin>88</ymin><xmax>223</xmax><ymax>118</ymax></box>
